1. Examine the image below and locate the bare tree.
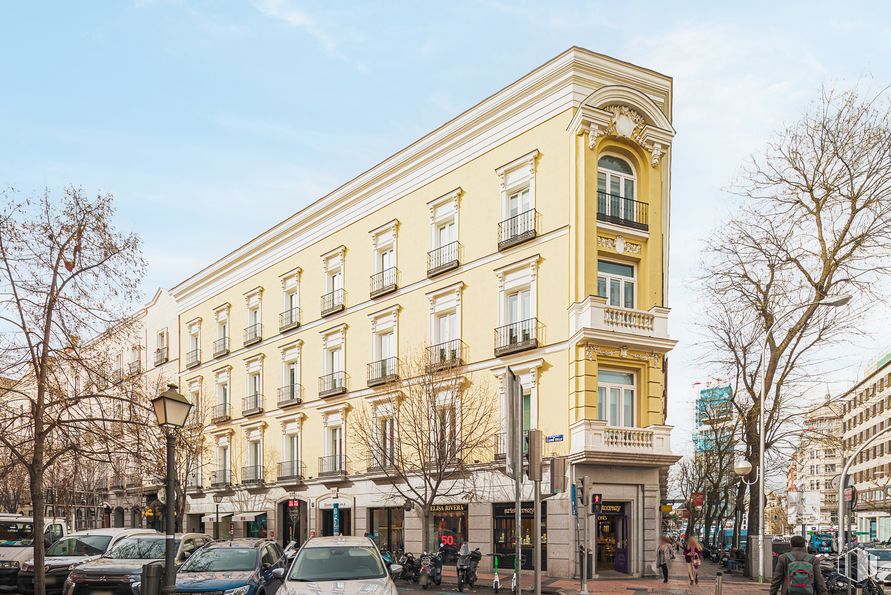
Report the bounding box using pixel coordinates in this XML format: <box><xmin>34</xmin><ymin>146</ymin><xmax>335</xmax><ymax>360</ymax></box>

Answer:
<box><xmin>0</xmin><ymin>188</ymin><xmax>145</xmax><ymax>593</ymax></box>
<box><xmin>352</xmin><ymin>349</ymin><xmax>498</xmax><ymax>551</ymax></box>
<box><xmin>698</xmin><ymin>87</ymin><xmax>891</xmax><ymax>568</ymax></box>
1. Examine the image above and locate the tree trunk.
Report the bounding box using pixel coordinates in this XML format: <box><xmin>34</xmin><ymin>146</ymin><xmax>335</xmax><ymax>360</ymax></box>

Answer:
<box><xmin>421</xmin><ymin>505</ymin><xmax>430</xmax><ymax>554</ymax></box>
<box><xmin>30</xmin><ymin>465</ymin><xmax>46</xmax><ymax>595</ymax></box>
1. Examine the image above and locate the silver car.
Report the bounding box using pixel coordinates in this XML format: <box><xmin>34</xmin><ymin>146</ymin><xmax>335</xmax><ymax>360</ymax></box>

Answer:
<box><xmin>276</xmin><ymin>536</ymin><xmax>402</xmax><ymax>595</ymax></box>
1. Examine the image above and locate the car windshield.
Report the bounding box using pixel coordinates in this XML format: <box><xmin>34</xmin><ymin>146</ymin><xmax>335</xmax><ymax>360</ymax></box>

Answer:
<box><xmin>289</xmin><ymin>546</ymin><xmax>386</xmax><ymax>581</ymax></box>
<box><xmin>0</xmin><ymin>521</ymin><xmax>35</xmax><ymax>547</ymax></box>
<box><xmin>105</xmin><ymin>537</ymin><xmax>176</xmax><ymax>559</ymax></box>
<box><xmin>47</xmin><ymin>535</ymin><xmax>112</xmax><ymax>557</ymax></box>
<box><xmin>181</xmin><ymin>547</ymin><xmax>257</xmax><ymax>572</ymax></box>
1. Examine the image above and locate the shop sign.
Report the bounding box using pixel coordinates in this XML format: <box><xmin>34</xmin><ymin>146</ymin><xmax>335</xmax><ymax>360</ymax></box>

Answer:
<box><xmin>691</xmin><ymin>492</ymin><xmax>705</xmax><ymax>508</ymax></box>
<box><xmin>597</xmin><ymin>501</ymin><xmax>625</xmax><ymax>516</ymax></box>
<box><xmin>493</xmin><ymin>502</ymin><xmax>543</xmax><ymax>518</ymax></box>
<box><xmin>659</xmin><ymin>504</ymin><xmax>673</xmax><ymax>513</ymax></box>
<box><xmin>332</xmin><ymin>502</ymin><xmax>340</xmax><ymax>535</ymax></box>
<box><xmin>287</xmin><ymin>499</ymin><xmax>300</xmax><ymax>508</ymax></box>
<box><xmin>429</xmin><ymin>504</ymin><xmax>467</xmax><ymax>513</ymax></box>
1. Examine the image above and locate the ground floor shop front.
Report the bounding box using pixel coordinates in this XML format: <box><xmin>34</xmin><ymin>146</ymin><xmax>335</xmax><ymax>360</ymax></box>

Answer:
<box><xmin>180</xmin><ymin>463</ymin><xmax>666</xmax><ymax>580</ymax></box>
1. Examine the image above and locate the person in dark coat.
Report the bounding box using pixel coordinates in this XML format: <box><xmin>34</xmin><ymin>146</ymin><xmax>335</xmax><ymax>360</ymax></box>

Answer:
<box><xmin>770</xmin><ymin>535</ymin><xmax>828</xmax><ymax>595</ymax></box>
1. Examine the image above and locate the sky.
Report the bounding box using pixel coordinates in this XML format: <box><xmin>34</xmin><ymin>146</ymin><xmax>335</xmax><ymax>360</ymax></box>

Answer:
<box><xmin>3</xmin><ymin>0</ymin><xmax>891</xmax><ymax>454</ymax></box>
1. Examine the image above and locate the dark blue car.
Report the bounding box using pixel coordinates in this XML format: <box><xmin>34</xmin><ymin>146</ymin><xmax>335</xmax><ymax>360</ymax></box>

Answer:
<box><xmin>175</xmin><ymin>538</ymin><xmax>287</xmax><ymax>595</ymax></box>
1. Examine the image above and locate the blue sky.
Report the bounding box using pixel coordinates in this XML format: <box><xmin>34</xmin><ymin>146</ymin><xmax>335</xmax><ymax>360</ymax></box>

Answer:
<box><xmin>3</xmin><ymin>1</ymin><xmax>891</xmax><ymax>450</ymax></box>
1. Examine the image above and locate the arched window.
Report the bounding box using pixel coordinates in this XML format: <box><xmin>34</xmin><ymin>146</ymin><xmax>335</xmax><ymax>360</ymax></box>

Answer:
<box><xmin>597</xmin><ymin>155</ymin><xmax>638</xmax><ymax>225</ymax></box>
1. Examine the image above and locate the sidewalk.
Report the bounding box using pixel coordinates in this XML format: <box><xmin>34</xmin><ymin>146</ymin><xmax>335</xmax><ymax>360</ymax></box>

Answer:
<box><xmin>436</xmin><ymin>558</ymin><xmax>770</xmax><ymax>594</ymax></box>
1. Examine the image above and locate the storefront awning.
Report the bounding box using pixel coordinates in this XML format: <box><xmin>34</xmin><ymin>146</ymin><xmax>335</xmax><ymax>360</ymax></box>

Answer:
<box><xmin>201</xmin><ymin>512</ymin><xmax>233</xmax><ymax>524</ymax></box>
<box><xmin>232</xmin><ymin>511</ymin><xmax>265</xmax><ymax>522</ymax></box>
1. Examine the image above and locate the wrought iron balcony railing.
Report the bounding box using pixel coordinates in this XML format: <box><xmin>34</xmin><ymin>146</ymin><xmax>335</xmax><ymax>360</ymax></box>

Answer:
<box><xmin>498</xmin><ymin>208</ymin><xmax>537</xmax><ymax>250</ymax></box>
<box><xmin>427</xmin><ymin>241</ymin><xmax>460</xmax><ymax>277</ymax></box>
<box><xmin>319</xmin><ymin>455</ymin><xmax>350</xmax><ymax>477</ymax></box>
<box><xmin>242</xmin><ymin>465</ymin><xmax>264</xmax><ymax>485</ymax></box>
<box><xmin>367</xmin><ymin>357</ymin><xmax>399</xmax><ymax>387</ymax></box>
<box><xmin>213</xmin><ymin>337</ymin><xmax>229</xmax><ymax>358</ymax></box>
<box><xmin>279</xmin><ymin>307</ymin><xmax>301</xmax><ymax>332</ymax></box>
<box><xmin>186</xmin><ymin>348</ymin><xmax>200</xmax><ymax>368</ymax></box>
<box><xmin>278</xmin><ymin>460</ymin><xmax>306</xmax><ymax>481</ymax></box>
<box><xmin>153</xmin><ymin>347</ymin><xmax>168</xmax><ymax>366</ymax></box>
<box><xmin>370</xmin><ymin>267</ymin><xmax>399</xmax><ymax>298</ymax></box>
<box><xmin>426</xmin><ymin>339</ymin><xmax>465</xmax><ymax>371</ymax></box>
<box><xmin>244</xmin><ymin>323</ymin><xmax>262</xmax><ymax>346</ymax></box>
<box><xmin>367</xmin><ymin>451</ymin><xmax>397</xmax><ymax>473</ymax></box>
<box><xmin>211</xmin><ymin>402</ymin><xmax>230</xmax><ymax>423</ymax></box>
<box><xmin>128</xmin><ymin>361</ymin><xmax>141</xmax><ymax>376</ymax></box>
<box><xmin>494</xmin><ymin>318</ymin><xmax>539</xmax><ymax>356</ymax></box>
<box><xmin>596</xmin><ymin>191</ymin><xmax>648</xmax><ymax>231</ymax></box>
<box><xmin>211</xmin><ymin>469</ymin><xmax>231</xmax><ymax>488</ymax></box>
<box><xmin>242</xmin><ymin>393</ymin><xmax>263</xmax><ymax>415</ymax></box>
<box><xmin>277</xmin><ymin>384</ymin><xmax>303</xmax><ymax>407</ymax></box>
<box><xmin>319</xmin><ymin>371</ymin><xmax>347</xmax><ymax>397</ymax></box>
<box><xmin>321</xmin><ymin>288</ymin><xmax>346</xmax><ymax>316</ymax></box>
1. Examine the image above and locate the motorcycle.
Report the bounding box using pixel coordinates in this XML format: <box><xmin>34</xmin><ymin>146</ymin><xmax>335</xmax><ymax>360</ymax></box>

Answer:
<box><xmin>381</xmin><ymin>549</ymin><xmax>395</xmax><ymax>572</ymax></box>
<box><xmin>397</xmin><ymin>552</ymin><xmax>420</xmax><ymax>583</ymax></box>
<box><xmin>456</xmin><ymin>543</ymin><xmax>482</xmax><ymax>592</ymax></box>
<box><xmin>418</xmin><ymin>545</ymin><xmax>445</xmax><ymax>589</ymax></box>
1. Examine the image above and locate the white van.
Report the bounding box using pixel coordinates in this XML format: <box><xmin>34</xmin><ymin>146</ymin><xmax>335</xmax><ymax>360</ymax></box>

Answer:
<box><xmin>0</xmin><ymin>515</ymin><xmax>69</xmax><ymax>591</ymax></box>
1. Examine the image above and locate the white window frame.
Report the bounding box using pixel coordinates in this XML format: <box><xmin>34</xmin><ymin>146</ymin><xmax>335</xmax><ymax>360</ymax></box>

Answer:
<box><xmin>280</xmin><ymin>268</ymin><xmax>302</xmax><ymax>320</ymax></box>
<box><xmin>427</xmin><ymin>189</ymin><xmax>461</xmax><ymax>251</ymax></box>
<box><xmin>370</xmin><ymin>220</ymin><xmax>399</xmax><ymax>274</ymax></box>
<box><xmin>245</xmin><ymin>287</ymin><xmax>263</xmax><ymax>333</ymax></box>
<box><xmin>597</xmin><ymin>368</ymin><xmax>636</xmax><ymax>428</ymax></box>
<box><xmin>280</xmin><ymin>414</ymin><xmax>305</xmax><ymax>472</ymax></box>
<box><xmin>369</xmin><ymin>306</ymin><xmax>399</xmax><ymax>362</ymax></box>
<box><xmin>495</xmin><ymin>255</ymin><xmax>540</xmax><ymax>326</ymax></box>
<box><xmin>215</xmin><ymin>368</ymin><xmax>230</xmax><ymax>407</ymax></box>
<box><xmin>156</xmin><ymin>330</ymin><xmax>167</xmax><ymax>351</ymax></box>
<box><xmin>496</xmin><ymin>149</ymin><xmax>539</xmax><ymax>221</ymax></box>
<box><xmin>597</xmin><ymin>258</ymin><xmax>636</xmax><ymax>309</ymax></box>
<box><xmin>281</xmin><ymin>341</ymin><xmax>302</xmax><ymax>394</ymax></box>
<box><xmin>214</xmin><ymin>305</ymin><xmax>230</xmax><ymax>340</ymax></box>
<box><xmin>322</xmin><ymin>246</ymin><xmax>346</xmax><ymax>294</ymax></box>
<box><xmin>321</xmin><ymin>325</ymin><xmax>347</xmax><ymax>375</ymax></box>
<box><xmin>188</xmin><ymin>320</ymin><xmax>201</xmax><ymax>355</ymax></box>
<box><xmin>245</xmin><ymin>355</ymin><xmax>263</xmax><ymax>399</ymax></box>
<box><xmin>492</xmin><ymin>360</ymin><xmax>543</xmax><ymax>435</ymax></box>
<box><xmin>597</xmin><ymin>153</ymin><xmax>637</xmax><ymax>201</ymax></box>
<box><xmin>433</xmin><ymin>390</ymin><xmax>459</xmax><ymax>460</ymax></box>
<box><xmin>426</xmin><ymin>282</ymin><xmax>463</xmax><ymax>345</ymax></box>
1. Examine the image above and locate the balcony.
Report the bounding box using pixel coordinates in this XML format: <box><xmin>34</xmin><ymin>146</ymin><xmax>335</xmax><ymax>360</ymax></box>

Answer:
<box><xmin>110</xmin><ymin>475</ymin><xmax>125</xmax><ymax>491</ymax></box>
<box><xmin>366</xmin><ymin>451</ymin><xmax>396</xmax><ymax>473</ymax></box>
<box><xmin>319</xmin><ymin>371</ymin><xmax>347</xmax><ymax>397</ymax></box>
<box><xmin>494</xmin><ymin>318</ymin><xmax>540</xmax><ymax>357</ymax></box>
<box><xmin>596</xmin><ymin>191</ymin><xmax>648</xmax><ymax>231</ymax></box>
<box><xmin>127</xmin><ymin>361</ymin><xmax>141</xmax><ymax>376</ymax></box>
<box><xmin>569</xmin><ymin>419</ymin><xmax>677</xmax><ymax>466</ymax></box>
<box><xmin>568</xmin><ymin>296</ymin><xmax>674</xmax><ymax>353</ymax></box>
<box><xmin>185</xmin><ymin>475</ymin><xmax>203</xmax><ymax>492</ymax></box>
<box><xmin>498</xmin><ymin>209</ymin><xmax>537</xmax><ymax>251</ymax></box>
<box><xmin>277</xmin><ymin>384</ymin><xmax>303</xmax><ymax>407</ymax></box>
<box><xmin>370</xmin><ymin>267</ymin><xmax>399</xmax><ymax>298</ymax></box>
<box><xmin>213</xmin><ymin>337</ymin><xmax>229</xmax><ymax>358</ymax></box>
<box><xmin>210</xmin><ymin>469</ymin><xmax>231</xmax><ymax>489</ymax></box>
<box><xmin>321</xmin><ymin>288</ymin><xmax>346</xmax><ymax>316</ymax></box>
<box><xmin>279</xmin><ymin>307</ymin><xmax>301</xmax><ymax>332</ymax></box>
<box><xmin>319</xmin><ymin>455</ymin><xmax>350</xmax><ymax>478</ymax></box>
<box><xmin>367</xmin><ymin>357</ymin><xmax>399</xmax><ymax>387</ymax></box>
<box><xmin>242</xmin><ymin>393</ymin><xmax>263</xmax><ymax>416</ymax></box>
<box><xmin>210</xmin><ymin>403</ymin><xmax>230</xmax><ymax>424</ymax></box>
<box><xmin>242</xmin><ymin>465</ymin><xmax>264</xmax><ymax>485</ymax></box>
<box><xmin>277</xmin><ymin>460</ymin><xmax>306</xmax><ymax>482</ymax></box>
<box><xmin>186</xmin><ymin>348</ymin><xmax>200</xmax><ymax>368</ymax></box>
<box><xmin>244</xmin><ymin>323</ymin><xmax>262</xmax><ymax>346</ymax></box>
<box><xmin>426</xmin><ymin>339</ymin><xmax>465</xmax><ymax>371</ymax></box>
<box><xmin>493</xmin><ymin>431</ymin><xmax>529</xmax><ymax>460</ymax></box>
<box><xmin>427</xmin><ymin>241</ymin><xmax>460</xmax><ymax>277</ymax></box>
<box><xmin>153</xmin><ymin>347</ymin><xmax>168</xmax><ymax>366</ymax></box>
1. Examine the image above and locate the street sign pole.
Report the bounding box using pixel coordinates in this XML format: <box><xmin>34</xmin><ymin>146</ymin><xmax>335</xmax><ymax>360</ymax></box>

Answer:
<box><xmin>507</xmin><ymin>369</ymin><xmax>523</xmax><ymax>594</ymax></box>
<box><xmin>528</xmin><ymin>429</ymin><xmax>543</xmax><ymax>595</ymax></box>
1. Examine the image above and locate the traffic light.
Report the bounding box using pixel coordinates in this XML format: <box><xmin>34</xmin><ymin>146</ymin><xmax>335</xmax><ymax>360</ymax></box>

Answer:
<box><xmin>591</xmin><ymin>492</ymin><xmax>603</xmax><ymax>515</ymax></box>
<box><xmin>576</xmin><ymin>479</ymin><xmax>586</xmax><ymax>507</ymax></box>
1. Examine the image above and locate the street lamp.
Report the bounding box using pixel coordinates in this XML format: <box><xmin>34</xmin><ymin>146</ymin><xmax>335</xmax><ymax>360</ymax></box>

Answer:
<box><xmin>754</xmin><ymin>294</ymin><xmax>851</xmax><ymax>582</ymax></box>
<box><xmin>213</xmin><ymin>494</ymin><xmax>223</xmax><ymax>540</ymax></box>
<box><xmin>151</xmin><ymin>384</ymin><xmax>193</xmax><ymax>595</ymax></box>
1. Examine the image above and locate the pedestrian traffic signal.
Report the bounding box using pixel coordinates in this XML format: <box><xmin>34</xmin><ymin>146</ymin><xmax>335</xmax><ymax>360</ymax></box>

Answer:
<box><xmin>591</xmin><ymin>492</ymin><xmax>602</xmax><ymax>515</ymax></box>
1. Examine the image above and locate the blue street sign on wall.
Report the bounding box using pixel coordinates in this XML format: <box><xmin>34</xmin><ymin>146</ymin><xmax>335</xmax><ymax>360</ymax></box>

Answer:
<box><xmin>545</xmin><ymin>434</ymin><xmax>564</xmax><ymax>443</ymax></box>
<box><xmin>333</xmin><ymin>502</ymin><xmax>340</xmax><ymax>535</ymax></box>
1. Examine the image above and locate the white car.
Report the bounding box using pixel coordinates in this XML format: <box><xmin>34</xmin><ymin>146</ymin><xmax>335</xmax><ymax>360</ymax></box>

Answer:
<box><xmin>276</xmin><ymin>536</ymin><xmax>402</xmax><ymax>595</ymax></box>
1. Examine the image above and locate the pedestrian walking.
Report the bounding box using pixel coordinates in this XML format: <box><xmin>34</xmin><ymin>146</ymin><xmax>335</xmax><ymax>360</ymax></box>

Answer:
<box><xmin>656</xmin><ymin>536</ymin><xmax>675</xmax><ymax>583</ymax></box>
<box><xmin>770</xmin><ymin>534</ymin><xmax>827</xmax><ymax>595</ymax></box>
<box><xmin>683</xmin><ymin>536</ymin><xmax>703</xmax><ymax>585</ymax></box>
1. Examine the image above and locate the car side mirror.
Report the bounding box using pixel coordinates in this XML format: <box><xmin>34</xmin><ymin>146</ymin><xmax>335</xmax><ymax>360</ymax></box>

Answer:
<box><xmin>272</xmin><ymin>567</ymin><xmax>285</xmax><ymax>579</ymax></box>
<box><xmin>389</xmin><ymin>564</ymin><xmax>403</xmax><ymax>577</ymax></box>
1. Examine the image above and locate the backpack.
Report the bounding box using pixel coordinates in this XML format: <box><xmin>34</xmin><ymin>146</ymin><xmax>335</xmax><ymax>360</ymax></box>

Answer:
<box><xmin>785</xmin><ymin>552</ymin><xmax>815</xmax><ymax>595</ymax></box>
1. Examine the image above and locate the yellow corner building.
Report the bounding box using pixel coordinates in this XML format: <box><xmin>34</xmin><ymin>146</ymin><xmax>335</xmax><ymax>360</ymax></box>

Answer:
<box><xmin>170</xmin><ymin>47</ymin><xmax>679</xmax><ymax>579</ymax></box>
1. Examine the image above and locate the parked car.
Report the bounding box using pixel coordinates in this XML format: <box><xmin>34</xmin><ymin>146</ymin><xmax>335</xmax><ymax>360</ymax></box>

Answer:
<box><xmin>0</xmin><ymin>514</ymin><xmax>70</xmax><ymax>591</ymax></box>
<box><xmin>18</xmin><ymin>527</ymin><xmax>158</xmax><ymax>594</ymax></box>
<box><xmin>279</xmin><ymin>536</ymin><xmax>401</xmax><ymax>595</ymax></box>
<box><xmin>62</xmin><ymin>532</ymin><xmax>211</xmax><ymax>595</ymax></box>
<box><xmin>809</xmin><ymin>533</ymin><xmax>836</xmax><ymax>554</ymax></box>
<box><xmin>175</xmin><ymin>538</ymin><xmax>287</xmax><ymax>594</ymax></box>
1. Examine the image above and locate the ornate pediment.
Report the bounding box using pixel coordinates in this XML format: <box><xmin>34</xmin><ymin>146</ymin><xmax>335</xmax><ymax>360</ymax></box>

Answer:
<box><xmin>589</xmin><ymin>105</ymin><xmax>666</xmax><ymax>167</ymax></box>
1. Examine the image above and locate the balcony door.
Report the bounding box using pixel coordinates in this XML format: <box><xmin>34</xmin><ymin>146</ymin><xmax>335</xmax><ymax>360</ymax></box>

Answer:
<box><xmin>507</xmin><ymin>187</ymin><xmax>531</xmax><ymax>218</ymax></box>
<box><xmin>328</xmin><ymin>269</ymin><xmax>343</xmax><ymax>293</ymax></box>
<box><xmin>597</xmin><ymin>370</ymin><xmax>635</xmax><ymax>427</ymax></box>
<box><xmin>328</xmin><ymin>425</ymin><xmax>343</xmax><ymax>468</ymax></box>
<box><xmin>436</xmin><ymin>219</ymin><xmax>456</xmax><ymax>249</ymax></box>
<box><xmin>377</xmin><ymin>331</ymin><xmax>395</xmax><ymax>361</ymax></box>
<box><xmin>436</xmin><ymin>311</ymin><xmax>457</xmax><ymax>344</ymax></box>
<box><xmin>379</xmin><ymin>247</ymin><xmax>394</xmax><ymax>272</ymax></box>
<box><xmin>379</xmin><ymin>417</ymin><xmax>395</xmax><ymax>466</ymax></box>
<box><xmin>597</xmin><ymin>155</ymin><xmax>635</xmax><ymax>213</ymax></box>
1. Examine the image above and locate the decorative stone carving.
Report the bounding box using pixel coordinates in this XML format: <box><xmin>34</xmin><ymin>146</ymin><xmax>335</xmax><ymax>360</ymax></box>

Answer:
<box><xmin>585</xmin><ymin>344</ymin><xmax>662</xmax><ymax>368</ymax></box>
<box><xmin>597</xmin><ymin>235</ymin><xmax>641</xmax><ymax>255</ymax></box>
<box><xmin>589</xmin><ymin>105</ymin><xmax>667</xmax><ymax>167</ymax></box>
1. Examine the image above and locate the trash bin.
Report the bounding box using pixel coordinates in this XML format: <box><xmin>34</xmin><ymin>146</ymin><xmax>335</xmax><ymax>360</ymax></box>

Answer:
<box><xmin>578</xmin><ymin>546</ymin><xmax>594</xmax><ymax>579</ymax></box>
<box><xmin>140</xmin><ymin>560</ymin><xmax>163</xmax><ymax>595</ymax></box>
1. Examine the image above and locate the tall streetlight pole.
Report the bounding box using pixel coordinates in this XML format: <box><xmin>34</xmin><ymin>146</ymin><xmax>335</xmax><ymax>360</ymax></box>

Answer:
<box><xmin>213</xmin><ymin>494</ymin><xmax>223</xmax><ymax>540</ymax></box>
<box><xmin>753</xmin><ymin>294</ymin><xmax>851</xmax><ymax>582</ymax></box>
<box><xmin>151</xmin><ymin>384</ymin><xmax>193</xmax><ymax>595</ymax></box>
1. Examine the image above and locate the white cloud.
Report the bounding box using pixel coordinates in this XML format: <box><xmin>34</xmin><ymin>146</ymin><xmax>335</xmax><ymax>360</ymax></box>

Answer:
<box><xmin>252</xmin><ymin>0</ymin><xmax>337</xmax><ymax>52</ymax></box>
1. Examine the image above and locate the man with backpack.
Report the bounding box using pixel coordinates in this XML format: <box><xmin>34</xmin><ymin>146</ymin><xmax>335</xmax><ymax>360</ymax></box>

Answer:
<box><xmin>770</xmin><ymin>535</ymin><xmax>828</xmax><ymax>595</ymax></box>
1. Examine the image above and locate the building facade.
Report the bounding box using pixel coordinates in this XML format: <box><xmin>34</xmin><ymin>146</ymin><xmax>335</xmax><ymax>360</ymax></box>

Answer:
<box><xmin>844</xmin><ymin>356</ymin><xmax>891</xmax><ymax>542</ymax></box>
<box><xmin>693</xmin><ymin>383</ymin><xmax>733</xmax><ymax>454</ymax></box>
<box><xmin>172</xmin><ymin>47</ymin><xmax>678</xmax><ymax>579</ymax></box>
<box><xmin>793</xmin><ymin>398</ymin><xmax>843</xmax><ymax>534</ymax></box>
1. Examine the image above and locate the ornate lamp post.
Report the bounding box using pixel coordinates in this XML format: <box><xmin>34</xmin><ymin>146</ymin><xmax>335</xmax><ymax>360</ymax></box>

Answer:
<box><xmin>151</xmin><ymin>384</ymin><xmax>193</xmax><ymax>595</ymax></box>
<box><xmin>213</xmin><ymin>494</ymin><xmax>223</xmax><ymax>540</ymax></box>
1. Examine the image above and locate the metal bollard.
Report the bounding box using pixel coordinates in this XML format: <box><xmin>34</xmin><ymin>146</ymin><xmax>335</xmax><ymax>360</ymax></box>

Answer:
<box><xmin>715</xmin><ymin>571</ymin><xmax>723</xmax><ymax>595</ymax></box>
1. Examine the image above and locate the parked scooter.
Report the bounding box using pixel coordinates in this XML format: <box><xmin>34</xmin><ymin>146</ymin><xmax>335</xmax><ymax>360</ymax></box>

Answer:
<box><xmin>418</xmin><ymin>544</ymin><xmax>445</xmax><ymax>589</ymax></box>
<box><xmin>456</xmin><ymin>543</ymin><xmax>482</xmax><ymax>592</ymax></box>
<box><xmin>397</xmin><ymin>551</ymin><xmax>420</xmax><ymax>583</ymax></box>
